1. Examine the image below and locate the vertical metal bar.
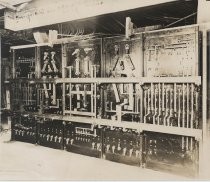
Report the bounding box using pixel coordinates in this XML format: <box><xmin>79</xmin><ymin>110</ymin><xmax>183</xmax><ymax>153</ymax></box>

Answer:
<box><xmin>191</xmin><ymin>83</ymin><xmax>194</xmax><ymax>128</ymax></box>
<box><xmin>178</xmin><ymin>88</ymin><xmax>181</xmax><ymax>127</ymax></box>
<box><xmin>202</xmin><ymin>27</ymin><xmax>207</xmax><ymax>140</ymax></box>
<box><xmin>69</xmin><ymin>83</ymin><xmax>71</xmax><ymax>115</ymax></box>
<box><xmin>6</xmin><ymin>86</ymin><xmax>11</xmax><ymax>110</ymax></box>
<box><xmin>63</xmin><ymin>83</ymin><xmax>66</xmax><ymax>113</ymax></box>
<box><xmin>186</xmin><ymin>136</ymin><xmax>189</xmax><ymax>152</ymax></box>
<box><xmin>52</xmin><ymin>83</ymin><xmax>56</xmax><ymax>105</ymax></box>
<box><xmin>187</xmin><ymin>83</ymin><xmax>189</xmax><ymax>128</ymax></box>
<box><xmin>182</xmin><ymin>84</ymin><xmax>185</xmax><ymax>128</ymax></box>
<box><xmin>29</xmin><ymin>84</ymin><xmax>31</xmax><ymax>105</ymax></box>
<box><xmin>128</xmin><ymin>84</ymin><xmax>134</xmax><ymax>111</ymax></box>
<box><xmin>62</xmin><ymin>44</ymin><xmax>67</xmax><ymax>78</ymax></box>
<box><xmin>167</xmin><ymin>88</ymin><xmax>173</xmax><ymax>126</ymax></box>
<box><xmin>174</xmin><ymin>83</ymin><xmax>177</xmax><ymax>119</ymax></box>
<box><xmin>62</xmin><ymin>44</ymin><xmax>67</xmax><ymax>114</ymax></box>
<box><xmin>195</xmin><ymin>90</ymin><xmax>199</xmax><ymax>128</ymax></box>
<box><xmin>162</xmin><ymin>83</ymin><xmax>165</xmax><ymax>125</ymax></box>
<box><xmin>182</xmin><ymin>136</ymin><xmax>185</xmax><ymax>155</ymax></box>
<box><xmin>135</xmin><ymin>91</ymin><xmax>137</xmax><ymax>113</ymax></box>
<box><xmin>143</xmin><ymin>89</ymin><xmax>147</xmax><ymax>123</ymax></box>
<box><xmin>157</xmin><ymin>83</ymin><xmax>161</xmax><ymax>125</ymax></box>
<box><xmin>91</xmin><ymin>83</ymin><xmax>94</xmax><ymax>114</ymax></box>
<box><xmin>164</xmin><ymin>86</ymin><xmax>169</xmax><ymax>126</ymax></box>
<box><xmin>190</xmin><ymin>137</ymin><xmax>193</xmax><ymax>151</ymax></box>
<box><xmin>26</xmin><ymin>83</ymin><xmax>28</xmax><ymax>106</ymax></box>
<box><xmin>12</xmin><ymin>49</ymin><xmax>16</xmax><ymax>79</ymax></box>
<box><xmin>153</xmin><ymin>85</ymin><xmax>157</xmax><ymax>124</ymax></box>
<box><xmin>69</xmin><ymin>67</ymin><xmax>72</xmax><ymax>114</ymax></box>
<box><xmin>151</xmin><ymin>83</ymin><xmax>154</xmax><ymax>119</ymax></box>
<box><xmin>35</xmin><ymin>46</ymin><xmax>41</xmax><ymax>79</ymax></box>
<box><xmin>94</xmin><ymin>83</ymin><xmax>97</xmax><ymax>117</ymax></box>
<box><xmin>143</xmin><ymin>89</ymin><xmax>146</xmax><ymax>123</ymax></box>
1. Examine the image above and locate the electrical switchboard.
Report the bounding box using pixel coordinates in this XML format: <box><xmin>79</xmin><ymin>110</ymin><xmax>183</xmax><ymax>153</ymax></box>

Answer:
<box><xmin>7</xmin><ymin>25</ymin><xmax>203</xmax><ymax>177</ymax></box>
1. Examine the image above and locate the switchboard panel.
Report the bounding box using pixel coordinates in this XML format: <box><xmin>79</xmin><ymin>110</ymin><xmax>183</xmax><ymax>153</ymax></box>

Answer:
<box><xmin>37</xmin><ymin>119</ymin><xmax>64</xmax><ymax>149</ymax></box>
<box><xmin>13</xmin><ymin>48</ymin><xmax>36</xmax><ymax>79</ymax></box>
<box><xmin>64</xmin><ymin>122</ymin><xmax>102</xmax><ymax>158</ymax></box>
<box><xmin>144</xmin><ymin>132</ymin><xmax>199</xmax><ymax>177</ymax></box>
<box><xmin>11</xmin><ymin>114</ymin><xmax>37</xmax><ymax>144</ymax></box>
<box><xmin>102</xmin><ymin>35</ymin><xmax>143</xmax><ymax>122</ymax></box>
<box><xmin>104</xmin><ymin>128</ymin><xmax>144</xmax><ymax>166</ymax></box>
<box><xmin>144</xmin><ymin>26</ymin><xmax>199</xmax><ymax>77</ymax></box>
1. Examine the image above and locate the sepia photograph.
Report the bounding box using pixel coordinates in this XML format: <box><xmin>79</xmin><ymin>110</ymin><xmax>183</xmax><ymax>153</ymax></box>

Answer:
<box><xmin>0</xmin><ymin>0</ymin><xmax>210</xmax><ymax>181</ymax></box>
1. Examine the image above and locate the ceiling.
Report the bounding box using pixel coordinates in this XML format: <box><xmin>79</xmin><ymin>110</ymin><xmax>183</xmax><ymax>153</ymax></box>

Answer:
<box><xmin>0</xmin><ymin>0</ymin><xmax>198</xmax><ymax>47</ymax></box>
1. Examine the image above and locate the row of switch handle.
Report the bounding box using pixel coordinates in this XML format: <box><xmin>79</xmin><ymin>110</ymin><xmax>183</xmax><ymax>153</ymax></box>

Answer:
<box><xmin>14</xmin><ymin>129</ymin><xmax>35</xmax><ymax>136</ymax></box>
<box><xmin>39</xmin><ymin>133</ymin><xmax>62</xmax><ymax>143</ymax></box>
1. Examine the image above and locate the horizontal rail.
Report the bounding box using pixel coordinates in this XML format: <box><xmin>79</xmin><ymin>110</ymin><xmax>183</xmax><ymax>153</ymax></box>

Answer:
<box><xmin>55</xmin><ymin>76</ymin><xmax>201</xmax><ymax>85</ymax></box>
<box><xmin>7</xmin><ymin>78</ymin><xmax>55</xmax><ymax>84</ymax></box>
<box><xmin>13</xmin><ymin>111</ymin><xmax>202</xmax><ymax>139</ymax></box>
<box><xmin>7</xmin><ymin>76</ymin><xmax>201</xmax><ymax>85</ymax></box>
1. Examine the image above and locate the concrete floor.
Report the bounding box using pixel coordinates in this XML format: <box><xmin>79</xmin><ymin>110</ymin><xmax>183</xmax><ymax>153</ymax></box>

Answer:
<box><xmin>0</xmin><ymin>130</ymin><xmax>209</xmax><ymax>181</ymax></box>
